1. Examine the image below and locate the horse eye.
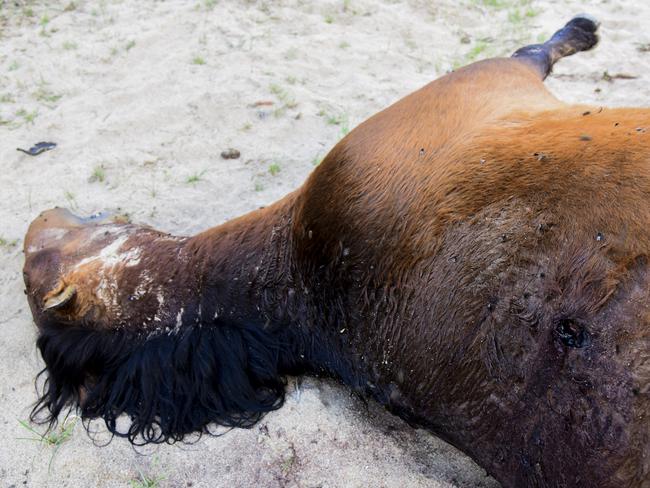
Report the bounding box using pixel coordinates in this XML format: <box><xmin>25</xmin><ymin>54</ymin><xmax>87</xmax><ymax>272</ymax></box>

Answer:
<box><xmin>554</xmin><ymin>318</ymin><xmax>590</xmax><ymax>348</ymax></box>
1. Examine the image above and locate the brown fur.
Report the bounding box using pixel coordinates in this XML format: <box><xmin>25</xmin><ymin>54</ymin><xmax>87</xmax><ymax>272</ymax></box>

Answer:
<box><xmin>23</xmin><ymin>57</ymin><xmax>650</xmax><ymax>487</ymax></box>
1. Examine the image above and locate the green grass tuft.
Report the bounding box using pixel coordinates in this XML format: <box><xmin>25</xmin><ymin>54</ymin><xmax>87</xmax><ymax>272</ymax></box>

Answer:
<box><xmin>269</xmin><ymin>83</ymin><xmax>298</xmax><ymax>116</ymax></box>
<box><xmin>17</xmin><ymin>417</ymin><xmax>77</xmax><ymax>472</ymax></box>
<box><xmin>34</xmin><ymin>87</ymin><xmax>62</xmax><ymax>104</ymax></box>
<box><xmin>186</xmin><ymin>170</ymin><xmax>207</xmax><ymax>185</ymax></box>
<box><xmin>63</xmin><ymin>190</ymin><xmax>78</xmax><ymax>209</ymax></box>
<box><xmin>16</xmin><ymin>108</ymin><xmax>38</xmax><ymax>125</ymax></box>
<box><xmin>466</xmin><ymin>40</ymin><xmax>488</xmax><ymax>61</ymax></box>
<box><xmin>0</xmin><ymin>237</ymin><xmax>19</xmax><ymax>248</ymax></box>
<box><xmin>89</xmin><ymin>166</ymin><xmax>106</xmax><ymax>183</ymax></box>
<box><xmin>130</xmin><ymin>468</ymin><xmax>166</xmax><ymax>488</ymax></box>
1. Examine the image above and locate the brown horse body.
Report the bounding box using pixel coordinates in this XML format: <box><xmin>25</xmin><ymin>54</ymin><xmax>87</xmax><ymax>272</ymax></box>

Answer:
<box><xmin>23</xmin><ymin>18</ymin><xmax>650</xmax><ymax>488</ymax></box>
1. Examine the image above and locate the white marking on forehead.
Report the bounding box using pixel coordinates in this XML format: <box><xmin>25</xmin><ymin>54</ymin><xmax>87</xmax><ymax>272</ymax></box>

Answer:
<box><xmin>75</xmin><ymin>235</ymin><xmax>142</xmax><ymax>270</ymax></box>
<box><xmin>95</xmin><ymin>268</ymin><xmax>119</xmax><ymax>316</ymax></box>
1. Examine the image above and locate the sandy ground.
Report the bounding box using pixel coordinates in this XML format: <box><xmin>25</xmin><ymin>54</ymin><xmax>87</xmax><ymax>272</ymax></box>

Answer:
<box><xmin>1</xmin><ymin>0</ymin><xmax>649</xmax><ymax>487</ymax></box>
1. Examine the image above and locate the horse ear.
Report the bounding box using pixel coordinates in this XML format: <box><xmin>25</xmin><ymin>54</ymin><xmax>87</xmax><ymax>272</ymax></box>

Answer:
<box><xmin>31</xmin><ymin>320</ymin><xmax>289</xmax><ymax>443</ymax></box>
<box><xmin>42</xmin><ymin>283</ymin><xmax>77</xmax><ymax>311</ymax></box>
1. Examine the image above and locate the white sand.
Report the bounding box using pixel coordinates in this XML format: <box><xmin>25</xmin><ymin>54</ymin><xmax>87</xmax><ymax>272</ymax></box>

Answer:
<box><xmin>1</xmin><ymin>1</ymin><xmax>649</xmax><ymax>486</ymax></box>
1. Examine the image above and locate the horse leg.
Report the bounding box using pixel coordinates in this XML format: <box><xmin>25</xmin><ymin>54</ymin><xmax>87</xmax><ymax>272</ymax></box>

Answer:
<box><xmin>512</xmin><ymin>14</ymin><xmax>600</xmax><ymax>79</ymax></box>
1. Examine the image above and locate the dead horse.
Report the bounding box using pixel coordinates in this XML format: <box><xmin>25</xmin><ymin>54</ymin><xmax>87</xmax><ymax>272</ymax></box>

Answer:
<box><xmin>22</xmin><ymin>15</ymin><xmax>650</xmax><ymax>488</ymax></box>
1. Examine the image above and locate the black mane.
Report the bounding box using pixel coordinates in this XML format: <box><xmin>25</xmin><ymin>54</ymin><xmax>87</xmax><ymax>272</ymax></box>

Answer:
<box><xmin>32</xmin><ymin>319</ymin><xmax>292</xmax><ymax>444</ymax></box>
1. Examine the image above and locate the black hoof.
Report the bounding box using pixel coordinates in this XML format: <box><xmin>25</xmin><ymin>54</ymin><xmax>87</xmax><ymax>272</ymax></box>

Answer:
<box><xmin>552</xmin><ymin>14</ymin><xmax>600</xmax><ymax>53</ymax></box>
<box><xmin>569</xmin><ymin>13</ymin><xmax>600</xmax><ymax>33</ymax></box>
